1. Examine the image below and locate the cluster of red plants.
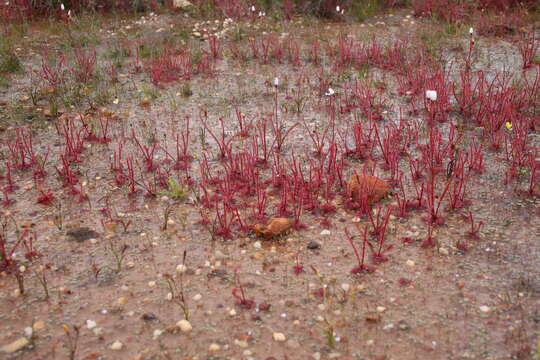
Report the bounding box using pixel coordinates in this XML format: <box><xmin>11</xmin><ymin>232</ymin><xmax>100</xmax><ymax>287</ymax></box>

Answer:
<box><xmin>1</xmin><ymin>22</ymin><xmax>539</xmax><ymax>310</ymax></box>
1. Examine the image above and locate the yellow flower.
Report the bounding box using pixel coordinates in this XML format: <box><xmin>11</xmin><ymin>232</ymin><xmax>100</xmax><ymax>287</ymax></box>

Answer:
<box><xmin>505</xmin><ymin>121</ymin><xmax>512</xmax><ymax>130</ymax></box>
<box><xmin>62</xmin><ymin>324</ymin><xmax>70</xmax><ymax>333</ymax></box>
<box><xmin>113</xmin><ymin>97</ymin><xmax>120</xmax><ymax>105</ymax></box>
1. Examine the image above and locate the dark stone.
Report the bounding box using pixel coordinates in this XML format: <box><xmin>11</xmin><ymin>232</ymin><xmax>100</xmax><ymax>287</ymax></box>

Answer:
<box><xmin>207</xmin><ymin>269</ymin><xmax>227</xmax><ymax>279</ymax></box>
<box><xmin>307</xmin><ymin>241</ymin><xmax>321</xmax><ymax>250</ymax></box>
<box><xmin>141</xmin><ymin>313</ymin><xmax>158</xmax><ymax>321</ymax></box>
<box><xmin>66</xmin><ymin>227</ymin><xmax>99</xmax><ymax>242</ymax></box>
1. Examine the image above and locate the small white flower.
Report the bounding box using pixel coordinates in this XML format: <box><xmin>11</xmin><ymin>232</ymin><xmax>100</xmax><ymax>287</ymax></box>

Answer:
<box><xmin>425</xmin><ymin>90</ymin><xmax>437</xmax><ymax>101</ymax></box>
<box><xmin>469</xmin><ymin>27</ymin><xmax>474</xmax><ymax>35</ymax></box>
<box><xmin>113</xmin><ymin>97</ymin><xmax>119</xmax><ymax>105</ymax></box>
<box><xmin>18</xmin><ymin>265</ymin><xmax>26</xmax><ymax>273</ymax></box>
<box><xmin>325</xmin><ymin>88</ymin><xmax>335</xmax><ymax>96</ymax></box>
<box><xmin>336</xmin><ymin>5</ymin><xmax>340</xmax><ymax>12</ymax></box>
<box><xmin>251</xmin><ymin>5</ymin><xmax>255</xmax><ymax>12</ymax></box>
<box><xmin>60</xmin><ymin>3</ymin><xmax>65</xmax><ymax>10</ymax></box>
<box><xmin>273</xmin><ymin>77</ymin><xmax>279</xmax><ymax>87</ymax></box>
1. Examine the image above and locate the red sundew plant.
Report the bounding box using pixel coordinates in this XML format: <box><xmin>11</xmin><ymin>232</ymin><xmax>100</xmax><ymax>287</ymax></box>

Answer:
<box><xmin>526</xmin><ymin>151</ymin><xmax>539</xmax><ymax>196</ymax></box>
<box><xmin>131</xmin><ymin>130</ymin><xmax>157</xmax><ymax>172</ymax></box>
<box><xmin>293</xmin><ymin>252</ymin><xmax>304</xmax><ymax>275</ymax></box>
<box><xmin>207</xmin><ymin>35</ymin><xmax>221</xmax><ymax>59</ymax></box>
<box><xmin>398</xmin><ymin>277</ymin><xmax>412</xmax><ymax>287</ymax></box>
<box><xmin>34</xmin><ymin>54</ymin><xmax>66</xmax><ymax>88</ymax></box>
<box><xmin>466</xmin><ymin>210</ymin><xmax>484</xmax><ymax>240</ymax></box>
<box><xmin>73</xmin><ymin>47</ymin><xmax>97</xmax><ymax>83</ymax></box>
<box><xmin>232</xmin><ymin>269</ymin><xmax>255</xmax><ymax>309</ymax></box>
<box><xmin>517</xmin><ymin>30</ymin><xmax>539</xmax><ymax>70</ymax></box>
<box><xmin>37</xmin><ymin>189</ymin><xmax>55</xmax><ymax>205</ymax></box>
<box><xmin>345</xmin><ymin>226</ymin><xmax>375</xmax><ymax>274</ymax></box>
<box><xmin>421</xmin><ymin>223</ymin><xmax>436</xmax><ymax>248</ymax></box>
<box><xmin>145</xmin><ymin>47</ymin><xmax>184</xmax><ymax>88</ymax></box>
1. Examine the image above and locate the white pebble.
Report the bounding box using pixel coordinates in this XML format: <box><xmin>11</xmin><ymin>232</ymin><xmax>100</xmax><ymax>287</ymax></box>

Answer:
<box><xmin>153</xmin><ymin>329</ymin><xmax>163</xmax><ymax>340</ymax></box>
<box><xmin>110</xmin><ymin>340</ymin><xmax>123</xmax><ymax>350</ymax></box>
<box><xmin>438</xmin><ymin>247</ymin><xmax>449</xmax><ymax>256</ymax></box>
<box><xmin>86</xmin><ymin>320</ymin><xmax>97</xmax><ymax>329</ymax></box>
<box><xmin>273</xmin><ymin>332</ymin><xmax>286</xmax><ymax>342</ymax></box>
<box><xmin>177</xmin><ymin>319</ymin><xmax>192</xmax><ymax>332</ymax></box>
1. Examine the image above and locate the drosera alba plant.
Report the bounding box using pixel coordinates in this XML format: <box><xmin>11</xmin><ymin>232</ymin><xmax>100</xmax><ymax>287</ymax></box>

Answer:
<box><xmin>163</xmin><ymin>250</ymin><xmax>190</xmax><ymax>320</ymax></box>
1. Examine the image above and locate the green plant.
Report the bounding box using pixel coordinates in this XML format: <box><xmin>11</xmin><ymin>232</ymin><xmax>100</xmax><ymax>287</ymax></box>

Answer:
<box><xmin>351</xmin><ymin>0</ymin><xmax>381</xmax><ymax>21</ymax></box>
<box><xmin>33</xmin><ymin>263</ymin><xmax>51</xmax><ymax>300</ymax></box>
<box><xmin>62</xmin><ymin>324</ymin><xmax>80</xmax><ymax>360</ymax></box>
<box><xmin>104</xmin><ymin>237</ymin><xmax>129</xmax><ymax>273</ymax></box>
<box><xmin>0</xmin><ymin>38</ymin><xmax>22</xmax><ymax>74</ymax></box>
<box><xmin>163</xmin><ymin>250</ymin><xmax>190</xmax><ymax>320</ymax></box>
<box><xmin>182</xmin><ymin>82</ymin><xmax>193</xmax><ymax>97</ymax></box>
<box><xmin>163</xmin><ymin>177</ymin><xmax>189</xmax><ymax>200</ymax></box>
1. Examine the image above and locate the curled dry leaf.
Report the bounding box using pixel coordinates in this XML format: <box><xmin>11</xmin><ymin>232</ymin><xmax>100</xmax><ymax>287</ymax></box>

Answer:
<box><xmin>347</xmin><ymin>173</ymin><xmax>390</xmax><ymax>203</ymax></box>
<box><xmin>253</xmin><ymin>217</ymin><xmax>293</xmax><ymax>239</ymax></box>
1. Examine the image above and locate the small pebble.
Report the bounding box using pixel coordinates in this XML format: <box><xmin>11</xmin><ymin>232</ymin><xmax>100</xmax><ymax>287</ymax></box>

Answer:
<box><xmin>33</xmin><ymin>321</ymin><xmax>45</xmax><ymax>330</ymax></box>
<box><xmin>177</xmin><ymin>319</ymin><xmax>192</xmax><ymax>332</ymax></box>
<box><xmin>86</xmin><ymin>320</ymin><xmax>97</xmax><ymax>329</ymax></box>
<box><xmin>110</xmin><ymin>340</ymin><xmax>123</xmax><ymax>350</ymax></box>
<box><xmin>208</xmin><ymin>343</ymin><xmax>221</xmax><ymax>352</ymax></box>
<box><xmin>479</xmin><ymin>306</ymin><xmax>491</xmax><ymax>313</ymax></box>
<box><xmin>273</xmin><ymin>332</ymin><xmax>286</xmax><ymax>342</ymax></box>
<box><xmin>438</xmin><ymin>247</ymin><xmax>449</xmax><ymax>256</ymax></box>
